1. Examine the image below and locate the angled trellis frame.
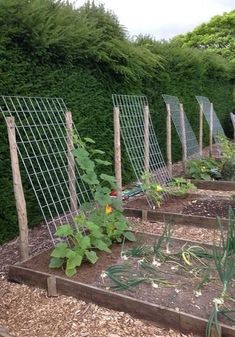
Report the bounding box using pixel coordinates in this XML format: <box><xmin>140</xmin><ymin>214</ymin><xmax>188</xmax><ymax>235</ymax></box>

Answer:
<box><xmin>0</xmin><ymin>96</ymin><xmax>92</xmax><ymax>249</ymax></box>
<box><xmin>112</xmin><ymin>94</ymin><xmax>170</xmax><ymax>209</ymax></box>
<box><xmin>195</xmin><ymin>96</ymin><xmax>225</xmax><ymax>155</ymax></box>
<box><xmin>162</xmin><ymin>95</ymin><xmax>200</xmax><ymax>174</ymax></box>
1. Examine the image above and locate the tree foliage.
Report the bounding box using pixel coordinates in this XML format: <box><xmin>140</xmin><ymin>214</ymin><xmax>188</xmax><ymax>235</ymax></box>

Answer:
<box><xmin>172</xmin><ymin>10</ymin><xmax>235</xmax><ymax>64</ymax></box>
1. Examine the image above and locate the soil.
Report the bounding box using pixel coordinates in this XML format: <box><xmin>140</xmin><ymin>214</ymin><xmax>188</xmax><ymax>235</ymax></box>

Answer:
<box><xmin>22</xmin><ymin>233</ymin><xmax>235</xmax><ymax>328</ymax></box>
<box><xmin>125</xmin><ymin>194</ymin><xmax>235</xmax><ymax>218</ymax></box>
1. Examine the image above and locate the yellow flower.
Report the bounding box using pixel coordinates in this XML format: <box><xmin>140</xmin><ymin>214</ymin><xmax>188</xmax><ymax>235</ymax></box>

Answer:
<box><xmin>105</xmin><ymin>205</ymin><xmax>112</xmax><ymax>214</ymax></box>
<box><xmin>155</xmin><ymin>184</ymin><xmax>163</xmax><ymax>192</ymax></box>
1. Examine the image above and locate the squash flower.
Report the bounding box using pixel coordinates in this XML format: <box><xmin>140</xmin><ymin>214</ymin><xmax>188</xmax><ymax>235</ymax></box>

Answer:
<box><xmin>105</xmin><ymin>205</ymin><xmax>112</xmax><ymax>214</ymax></box>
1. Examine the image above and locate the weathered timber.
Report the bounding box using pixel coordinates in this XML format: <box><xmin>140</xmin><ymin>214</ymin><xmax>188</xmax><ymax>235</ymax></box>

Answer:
<box><xmin>8</xmin><ymin>264</ymin><xmax>235</xmax><ymax>337</ymax></box>
<box><xmin>123</xmin><ymin>208</ymin><xmax>228</xmax><ymax>229</ymax></box>
<box><xmin>193</xmin><ymin>180</ymin><xmax>235</xmax><ymax>191</ymax></box>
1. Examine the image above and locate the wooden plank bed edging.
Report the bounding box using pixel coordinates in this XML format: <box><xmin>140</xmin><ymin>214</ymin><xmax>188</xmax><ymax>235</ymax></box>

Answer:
<box><xmin>193</xmin><ymin>180</ymin><xmax>235</xmax><ymax>191</ymax></box>
<box><xmin>124</xmin><ymin>208</ymin><xmax>228</xmax><ymax>228</ymax></box>
<box><xmin>8</xmin><ymin>265</ymin><xmax>234</xmax><ymax>337</ymax></box>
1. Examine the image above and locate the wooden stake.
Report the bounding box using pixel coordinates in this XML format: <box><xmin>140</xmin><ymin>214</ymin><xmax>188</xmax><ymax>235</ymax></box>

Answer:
<box><xmin>65</xmin><ymin>111</ymin><xmax>77</xmax><ymax>213</ymax></box>
<box><xmin>113</xmin><ymin>107</ymin><xmax>122</xmax><ymax>201</ymax></box>
<box><xmin>179</xmin><ymin>104</ymin><xmax>187</xmax><ymax>172</ymax></box>
<box><xmin>6</xmin><ymin>117</ymin><xmax>29</xmax><ymax>261</ymax></box>
<box><xmin>209</xmin><ymin>103</ymin><xmax>213</xmax><ymax>156</ymax></box>
<box><xmin>230</xmin><ymin>113</ymin><xmax>235</xmax><ymax>142</ymax></box>
<box><xmin>47</xmin><ymin>276</ymin><xmax>58</xmax><ymax>297</ymax></box>
<box><xmin>199</xmin><ymin>103</ymin><xmax>203</xmax><ymax>156</ymax></box>
<box><xmin>166</xmin><ymin>103</ymin><xmax>172</xmax><ymax>177</ymax></box>
<box><xmin>144</xmin><ymin>105</ymin><xmax>150</xmax><ymax>173</ymax></box>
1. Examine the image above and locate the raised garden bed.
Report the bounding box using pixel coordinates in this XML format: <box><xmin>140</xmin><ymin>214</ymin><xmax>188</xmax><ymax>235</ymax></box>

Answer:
<box><xmin>8</xmin><ymin>233</ymin><xmax>235</xmax><ymax>337</ymax></box>
<box><xmin>124</xmin><ymin>193</ymin><xmax>235</xmax><ymax>229</ymax></box>
<box><xmin>192</xmin><ymin>180</ymin><xmax>235</xmax><ymax>191</ymax></box>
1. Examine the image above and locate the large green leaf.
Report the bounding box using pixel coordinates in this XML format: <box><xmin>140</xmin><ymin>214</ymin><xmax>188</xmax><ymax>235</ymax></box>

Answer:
<box><xmin>73</xmin><ymin>147</ymin><xmax>89</xmax><ymax>158</ymax></box>
<box><xmin>79</xmin><ymin>236</ymin><xmax>91</xmax><ymax>250</ymax></box>
<box><xmin>82</xmin><ymin>171</ymin><xmax>99</xmax><ymax>185</ymax></box>
<box><xmin>65</xmin><ymin>267</ymin><xmax>77</xmax><ymax>277</ymax></box>
<box><xmin>94</xmin><ymin>189</ymin><xmax>112</xmax><ymax>206</ymax></box>
<box><xmin>67</xmin><ymin>253</ymin><xmax>83</xmax><ymax>269</ymax></box>
<box><xmin>51</xmin><ymin>242</ymin><xmax>68</xmax><ymax>258</ymax></box>
<box><xmin>85</xmin><ymin>250</ymin><xmax>98</xmax><ymax>264</ymax></box>
<box><xmin>55</xmin><ymin>224</ymin><xmax>73</xmax><ymax>237</ymax></box>
<box><xmin>123</xmin><ymin>231</ymin><xmax>136</xmax><ymax>242</ymax></box>
<box><xmin>76</xmin><ymin>156</ymin><xmax>95</xmax><ymax>171</ymax></box>
<box><xmin>49</xmin><ymin>257</ymin><xmax>64</xmax><ymax>268</ymax></box>
<box><xmin>93</xmin><ymin>239</ymin><xmax>111</xmax><ymax>252</ymax></box>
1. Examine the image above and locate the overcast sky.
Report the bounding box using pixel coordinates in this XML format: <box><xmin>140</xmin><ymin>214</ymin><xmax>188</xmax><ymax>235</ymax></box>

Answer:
<box><xmin>72</xmin><ymin>0</ymin><xmax>234</xmax><ymax>40</ymax></box>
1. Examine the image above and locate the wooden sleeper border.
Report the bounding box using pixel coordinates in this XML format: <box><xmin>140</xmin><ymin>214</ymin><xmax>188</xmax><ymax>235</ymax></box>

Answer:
<box><xmin>193</xmin><ymin>179</ymin><xmax>235</xmax><ymax>191</ymax></box>
<box><xmin>8</xmin><ymin>262</ymin><xmax>235</xmax><ymax>337</ymax></box>
<box><xmin>124</xmin><ymin>208</ymin><xmax>228</xmax><ymax>229</ymax></box>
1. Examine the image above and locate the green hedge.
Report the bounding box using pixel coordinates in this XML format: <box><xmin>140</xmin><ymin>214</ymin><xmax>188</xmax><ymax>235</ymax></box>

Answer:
<box><xmin>0</xmin><ymin>0</ymin><xmax>234</xmax><ymax>243</ymax></box>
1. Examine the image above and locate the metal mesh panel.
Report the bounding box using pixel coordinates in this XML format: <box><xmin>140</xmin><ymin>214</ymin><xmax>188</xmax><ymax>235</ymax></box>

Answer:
<box><xmin>162</xmin><ymin>95</ymin><xmax>200</xmax><ymax>158</ymax></box>
<box><xmin>112</xmin><ymin>94</ymin><xmax>170</xmax><ymax>208</ymax></box>
<box><xmin>0</xmin><ymin>96</ymin><xmax>92</xmax><ymax>244</ymax></box>
<box><xmin>195</xmin><ymin>96</ymin><xmax>225</xmax><ymax>141</ymax></box>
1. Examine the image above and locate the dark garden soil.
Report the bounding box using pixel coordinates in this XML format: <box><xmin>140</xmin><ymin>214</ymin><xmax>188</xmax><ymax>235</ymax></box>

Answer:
<box><xmin>22</xmin><ymin>233</ymin><xmax>235</xmax><ymax>327</ymax></box>
<box><xmin>125</xmin><ymin>194</ymin><xmax>235</xmax><ymax>218</ymax></box>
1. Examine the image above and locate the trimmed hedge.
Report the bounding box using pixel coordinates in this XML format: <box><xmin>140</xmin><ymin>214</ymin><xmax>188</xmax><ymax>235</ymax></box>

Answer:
<box><xmin>0</xmin><ymin>0</ymin><xmax>234</xmax><ymax>243</ymax></box>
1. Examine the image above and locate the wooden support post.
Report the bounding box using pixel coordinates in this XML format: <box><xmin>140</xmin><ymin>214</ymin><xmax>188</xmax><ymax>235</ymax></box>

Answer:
<box><xmin>47</xmin><ymin>276</ymin><xmax>58</xmax><ymax>297</ymax></box>
<box><xmin>199</xmin><ymin>103</ymin><xmax>203</xmax><ymax>156</ymax></box>
<box><xmin>113</xmin><ymin>107</ymin><xmax>122</xmax><ymax>201</ymax></box>
<box><xmin>144</xmin><ymin>105</ymin><xmax>150</xmax><ymax>173</ymax></box>
<box><xmin>230</xmin><ymin>113</ymin><xmax>235</xmax><ymax>142</ymax></box>
<box><xmin>179</xmin><ymin>104</ymin><xmax>187</xmax><ymax>172</ymax></box>
<box><xmin>166</xmin><ymin>103</ymin><xmax>172</xmax><ymax>177</ymax></box>
<box><xmin>209</xmin><ymin>103</ymin><xmax>213</xmax><ymax>156</ymax></box>
<box><xmin>6</xmin><ymin>117</ymin><xmax>29</xmax><ymax>261</ymax></box>
<box><xmin>65</xmin><ymin>111</ymin><xmax>77</xmax><ymax>213</ymax></box>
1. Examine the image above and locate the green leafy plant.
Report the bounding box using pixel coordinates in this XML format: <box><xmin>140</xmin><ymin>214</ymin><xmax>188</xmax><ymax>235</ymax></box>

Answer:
<box><xmin>49</xmin><ymin>138</ymin><xmax>135</xmax><ymax>276</ymax></box>
<box><xmin>217</xmin><ymin>133</ymin><xmax>235</xmax><ymax>162</ymax></box>
<box><xmin>141</xmin><ymin>172</ymin><xmax>164</xmax><ymax>207</ymax></box>
<box><xmin>49</xmin><ymin>223</ymin><xmax>111</xmax><ymax>277</ymax></box>
<box><xmin>73</xmin><ymin>138</ymin><xmax>136</xmax><ymax>243</ymax></box>
<box><xmin>186</xmin><ymin>157</ymin><xmax>221</xmax><ymax>180</ymax></box>
<box><xmin>166</xmin><ymin>177</ymin><xmax>196</xmax><ymax>197</ymax></box>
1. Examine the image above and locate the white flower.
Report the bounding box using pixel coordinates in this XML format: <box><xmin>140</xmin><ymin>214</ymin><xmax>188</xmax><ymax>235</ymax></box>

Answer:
<box><xmin>121</xmin><ymin>254</ymin><xmax>128</xmax><ymax>261</ymax></box>
<box><xmin>194</xmin><ymin>290</ymin><xmax>202</xmax><ymax>297</ymax></box>
<box><xmin>151</xmin><ymin>282</ymin><xmax>159</xmax><ymax>288</ymax></box>
<box><xmin>213</xmin><ymin>297</ymin><xmax>224</xmax><ymax>311</ymax></box>
<box><xmin>171</xmin><ymin>265</ymin><xmax>178</xmax><ymax>270</ymax></box>
<box><xmin>101</xmin><ymin>271</ymin><xmax>107</xmax><ymax>279</ymax></box>
<box><xmin>175</xmin><ymin>288</ymin><xmax>180</xmax><ymax>293</ymax></box>
<box><xmin>152</xmin><ymin>258</ymin><xmax>161</xmax><ymax>267</ymax></box>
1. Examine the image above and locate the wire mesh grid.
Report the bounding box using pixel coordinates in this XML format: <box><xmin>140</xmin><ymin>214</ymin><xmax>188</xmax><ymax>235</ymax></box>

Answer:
<box><xmin>195</xmin><ymin>96</ymin><xmax>225</xmax><ymax>141</ymax></box>
<box><xmin>0</xmin><ymin>96</ymin><xmax>92</xmax><ymax>244</ymax></box>
<box><xmin>162</xmin><ymin>95</ymin><xmax>200</xmax><ymax>159</ymax></box>
<box><xmin>112</xmin><ymin>94</ymin><xmax>170</xmax><ymax>208</ymax></box>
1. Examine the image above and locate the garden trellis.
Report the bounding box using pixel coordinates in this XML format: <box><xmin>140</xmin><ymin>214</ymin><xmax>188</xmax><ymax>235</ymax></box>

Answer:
<box><xmin>112</xmin><ymin>94</ymin><xmax>170</xmax><ymax>208</ymax></box>
<box><xmin>162</xmin><ymin>95</ymin><xmax>200</xmax><ymax>174</ymax></box>
<box><xmin>0</xmin><ymin>96</ymin><xmax>92</xmax><ymax>251</ymax></box>
<box><xmin>196</xmin><ymin>96</ymin><xmax>225</xmax><ymax>155</ymax></box>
